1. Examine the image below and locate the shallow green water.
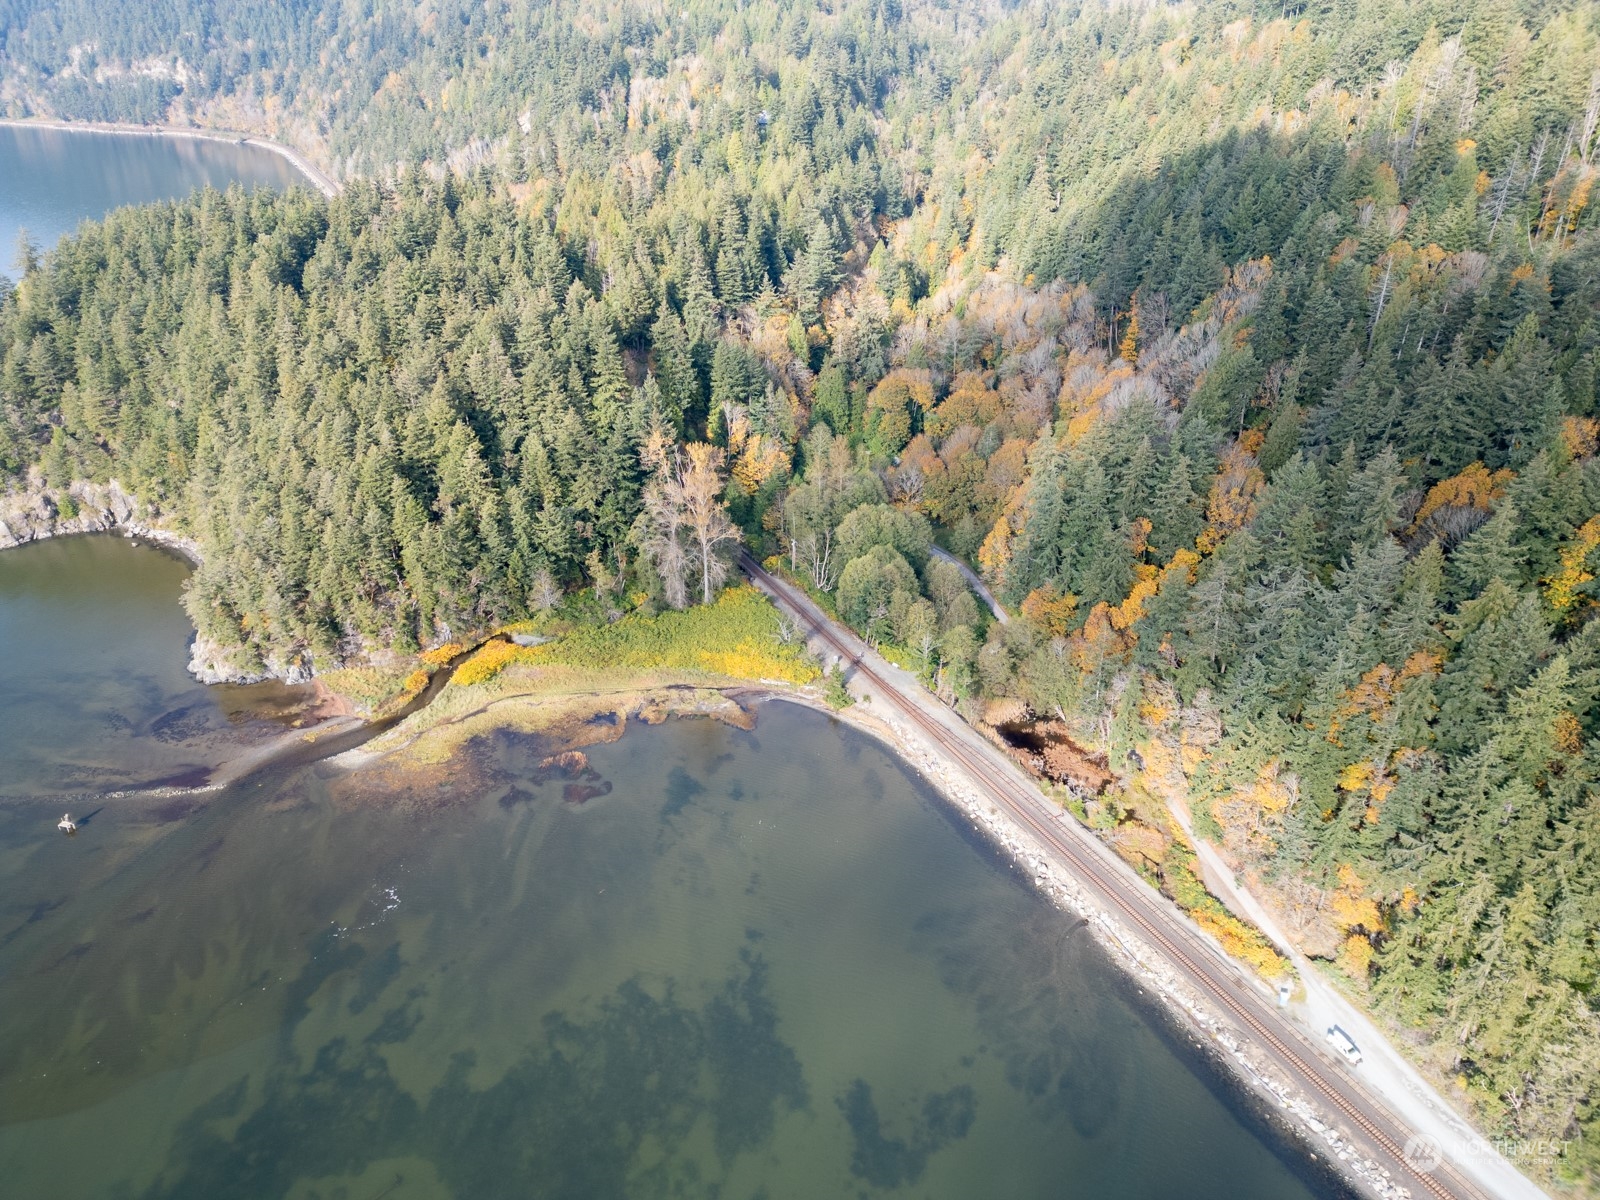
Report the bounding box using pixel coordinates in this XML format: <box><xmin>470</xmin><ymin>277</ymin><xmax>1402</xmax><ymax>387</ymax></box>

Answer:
<box><xmin>0</xmin><ymin>538</ymin><xmax>1338</xmax><ymax>1198</ymax></box>
<box><xmin>0</xmin><ymin>123</ymin><xmax>306</xmax><ymax>281</ymax></box>
<box><xmin>0</xmin><ymin>536</ymin><xmax>241</xmax><ymax>797</ymax></box>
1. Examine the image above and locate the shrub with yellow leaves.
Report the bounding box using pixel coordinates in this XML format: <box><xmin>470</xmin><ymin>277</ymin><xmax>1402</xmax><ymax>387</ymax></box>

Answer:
<box><xmin>1153</xmin><ymin>831</ymin><xmax>1288</xmax><ymax>979</ymax></box>
<box><xmin>1329</xmin><ymin>863</ymin><xmax>1385</xmax><ymax>941</ymax></box>
<box><xmin>1410</xmin><ymin>462</ymin><xmax>1513</xmax><ymax>541</ymax></box>
<box><xmin>1337</xmin><ymin>933</ymin><xmax>1376</xmax><ymax>981</ymax></box>
<box><xmin>1211</xmin><ymin>759</ymin><xmax>1294</xmax><ymax>857</ymax></box>
<box><xmin>451</xmin><ymin>638</ymin><xmax>527</xmax><ymax>687</ymax></box>
<box><xmin>731</xmin><ymin>433</ymin><xmax>792</xmax><ymax>491</ymax></box>
<box><xmin>1196</xmin><ymin>445</ymin><xmax>1265</xmax><ymax>553</ymax></box>
<box><xmin>1020</xmin><ymin>584</ymin><xmax>1079</xmax><ymax>636</ymax></box>
<box><xmin>1560</xmin><ymin>416</ymin><xmax>1599</xmax><ymax>462</ymax></box>
<box><xmin>420</xmin><ymin>642</ymin><xmax>465</xmax><ymax>666</ymax></box>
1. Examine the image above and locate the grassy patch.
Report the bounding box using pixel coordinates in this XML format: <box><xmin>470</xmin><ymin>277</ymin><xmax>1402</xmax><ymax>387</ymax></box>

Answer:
<box><xmin>876</xmin><ymin>641</ymin><xmax>922</xmax><ymax>673</ymax></box>
<box><xmin>318</xmin><ymin>664</ymin><xmax>419</xmax><ymax>715</ymax></box>
<box><xmin>488</xmin><ymin>586</ymin><xmax>818</xmax><ymax>687</ymax></box>
<box><xmin>765</xmin><ymin>557</ymin><xmax>840</xmax><ymax>619</ymax></box>
<box><xmin>351</xmin><ymin>587</ymin><xmax>821</xmax><ymax>765</ymax></box>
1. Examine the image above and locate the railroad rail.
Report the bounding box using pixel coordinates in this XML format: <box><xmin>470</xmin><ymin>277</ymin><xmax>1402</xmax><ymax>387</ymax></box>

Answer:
<box><xmin>743</xmin><ymin>551</ymin><xmax>1495</xmax><ymax>1200</ymax></box>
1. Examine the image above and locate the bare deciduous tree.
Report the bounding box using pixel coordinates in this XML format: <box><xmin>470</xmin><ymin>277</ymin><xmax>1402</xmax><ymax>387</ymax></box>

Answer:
<box><xmin>637</xmin><ymin>425</ymin><xmax>741</xmax><ymax>608</ymax></box>
<box><xmin>682</xmin><ymin>443</ymin><xmax>742</xmax><ymax>604</ymax></box>
<box><xmin>1582</xmin><ymin>70</ymin><xmax>1600</xmax><ymax>165</ymax></box>
<box><xmin>1486</xmin><ymin>147</ymin><xmax>1522</xmax><ymax>245</ymax></box>
<box><xmin>640</xmin><ymin>480</ymin><xmax>690</xmax><ymax>609</ymax></box>
<box><xmin>637</xmin><ymin>422</ymin><xmax>692</xmax><ymax>608</ymax></box>
<box><xmin>528</xmin><ymin>567</ymin><xmax>562</xmax><ymax>612</ymax></box>
<box><xmin>1368</xmin><ymin>253</ymin><xmax>1395</xmax><ymax>348</ymax></box>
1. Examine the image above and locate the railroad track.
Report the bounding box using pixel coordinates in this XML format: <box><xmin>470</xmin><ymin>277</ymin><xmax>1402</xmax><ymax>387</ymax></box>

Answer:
<box><xmin>744</xmin><ymin>552</ymin><xmax>1495</xmax><ymax>1200</ymax></box>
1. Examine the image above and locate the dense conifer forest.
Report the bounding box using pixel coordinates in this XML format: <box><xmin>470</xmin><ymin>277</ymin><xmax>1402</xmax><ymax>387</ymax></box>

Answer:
<box><xmin>4</xmin><ymin>0</ymin><xmax>1600</xmax><ymax>1187</ymax></box>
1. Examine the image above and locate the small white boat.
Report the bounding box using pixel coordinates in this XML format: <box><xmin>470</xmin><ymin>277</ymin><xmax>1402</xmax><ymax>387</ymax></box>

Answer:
<box><xmin>57</xmin><ymin>813</ymin><xmax>77</xmax><ymax>834</ymax></box>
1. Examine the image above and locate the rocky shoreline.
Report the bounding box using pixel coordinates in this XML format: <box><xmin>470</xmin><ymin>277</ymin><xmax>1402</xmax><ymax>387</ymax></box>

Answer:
<box><xmin>0</xmin><ymin>476</ymin><xmax>198</xmax><ymax>561</ymax></box>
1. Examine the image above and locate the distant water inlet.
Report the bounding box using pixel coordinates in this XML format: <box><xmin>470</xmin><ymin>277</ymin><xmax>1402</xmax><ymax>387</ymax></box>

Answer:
<box><xmin>0</xmin><ymin>551</ymin><xmax>1342</xmax><ymax>1199</ymax></box>
<box><xmin>0</xmin><ymin>123</ymin><xmax>308</xmax><ymax>282</ymax></box>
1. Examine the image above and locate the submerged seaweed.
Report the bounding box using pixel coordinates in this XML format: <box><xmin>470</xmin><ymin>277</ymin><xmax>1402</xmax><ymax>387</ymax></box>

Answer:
<box><xmin>837</xmin><ymin>1079</ymin><xmax>977</xmax><ymax>1189</ymax></box>
<box><xmin>135</xmin><ymin>952</ymin><xmax>807</xmax><ymax>1200</ymax></box>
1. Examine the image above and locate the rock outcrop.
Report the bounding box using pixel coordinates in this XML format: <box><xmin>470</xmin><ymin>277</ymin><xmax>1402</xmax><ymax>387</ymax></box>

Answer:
<box><xmin>187</xmin><ymin>635</ymin><xmax>314</xmax><ymax>686</ymax></box>
<box><xmin>0</xmin><ymin>474</ymin><xmax>199</xmax><ymax>561</ymax></box>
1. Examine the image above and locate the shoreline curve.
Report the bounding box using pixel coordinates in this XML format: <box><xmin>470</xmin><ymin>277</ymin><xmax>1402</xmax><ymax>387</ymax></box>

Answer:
<box><xmin>0</xmin><ymin>117</ymin><xmax>339</xmax><ymax>198</ymax></box>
